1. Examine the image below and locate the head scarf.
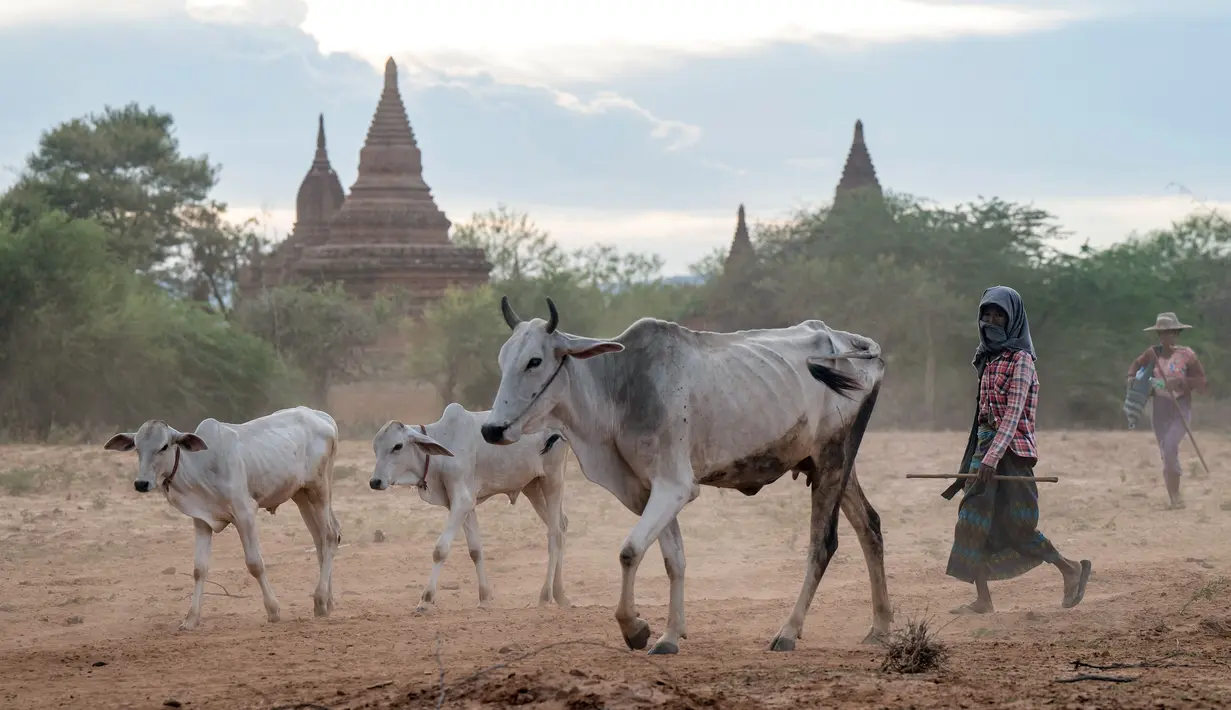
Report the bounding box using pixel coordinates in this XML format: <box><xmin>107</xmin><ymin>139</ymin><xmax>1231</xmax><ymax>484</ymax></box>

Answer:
<box><xmin>972</xmin><ymin>285</ymin><xmax>1035</xmax><ymax>375</ymax></box>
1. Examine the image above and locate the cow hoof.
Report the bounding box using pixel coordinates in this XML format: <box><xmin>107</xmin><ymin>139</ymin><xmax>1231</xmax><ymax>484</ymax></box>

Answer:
<box><xmin>178</xmin><ymin>618</ymin><xmax>199</xmax><ymax>632</ymax></box>
<box><xmin>861</xmin><ymin>629</ymin><xmax>888</xmax><ymax>646</ymax></box>
<box><xmin>623</xmin><ymin>620</ymin><xmax>652</xmax><ymax>651</ymax></box>
<box><xmin>414</xmin><ymin>604</ymin><xmax>433</xmax><ymax>616</ymax></box>
<box><xmin>555</xmin><ymin>596</ymin><xmax>573</xmax><ymax>610</ymax></box>
<box><xmin>648</xmin><ymin>641</ymin><xmax>679</xmax><ymax>656</ymax></box>
<box><xmin>769</xmin><ymin>635</ymin><xmax>796</xmax><ymax>652</ymax></box>
<box><xmin>266</xmin><ymin>610</ymin><xmax>282</xmax><ymax>624</ymax></box>
<box><xmin>314</xmin><ymin>600</ymin><xmax>329</xmax><ymax>618</ymax></box>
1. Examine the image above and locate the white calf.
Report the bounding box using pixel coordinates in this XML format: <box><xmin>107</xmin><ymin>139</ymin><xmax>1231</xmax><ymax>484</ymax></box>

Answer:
<box><xmin>104</xmin><ymin>406</ymin><xmax>342</xmax><ymax>630</ymax></box>
<box><xmin>370</xmin><ymin>402</ymin><xmax>571</xmax><ymax>612</ymax></box>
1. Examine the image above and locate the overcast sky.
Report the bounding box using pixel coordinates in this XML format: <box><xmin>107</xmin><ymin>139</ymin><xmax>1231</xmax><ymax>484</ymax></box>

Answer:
<box><xmin>1</xmin><ymin>0</ymin><xmax>1226</xmax><ymax>274</ymax></box>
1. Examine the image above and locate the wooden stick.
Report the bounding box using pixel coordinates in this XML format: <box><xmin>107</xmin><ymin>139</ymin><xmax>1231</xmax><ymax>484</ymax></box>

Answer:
<box><xmin>905</xmin><ymin>473</ymin><xmax>1059</xmax><ymax>483</ymax></box>
<box><xmin>1164</xmin><ymin>389</ymin><xmax>1212</xmax><ymax>476</ymax></box>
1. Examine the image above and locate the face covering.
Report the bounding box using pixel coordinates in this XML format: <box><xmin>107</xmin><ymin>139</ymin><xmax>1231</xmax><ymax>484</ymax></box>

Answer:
<box><xmin>979</xmin><ymin>322</ymin><xmax>1007</xmax><ymax>348</ymax></box>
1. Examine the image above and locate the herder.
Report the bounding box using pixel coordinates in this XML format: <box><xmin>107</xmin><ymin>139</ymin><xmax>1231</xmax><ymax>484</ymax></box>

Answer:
<box><xmin>1124</xmin><ymin>312</ymin><xmax>1207</xmax><ymax>509</ymax></box>
<box><xmin>944</xmin><ymin>285</ymin><xmax>1092</xmax><ymax>615</ymax></box>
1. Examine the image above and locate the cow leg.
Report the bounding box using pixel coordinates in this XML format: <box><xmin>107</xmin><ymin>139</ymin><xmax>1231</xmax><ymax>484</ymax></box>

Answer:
<box><xmin>180</xmin><ymin>518</ymin><xmax>214</xmax><ymax>631</ymax></box>
<box><xmin>419</xmin><ymin>496</ymin><xmax>473</xmax><ymax>613</ymax></box>
<box><xmin>840</xmin><ymin>466</ymin><xmax>893</xmax><ymax>643</ymax></box>
<box><xmin>233</xmin><ymin>509</ymin><xmax>281</xmax><ymax>623</ymax></box>
<box><xmin>293</xmin><ymin>489</ymin><xmax>337</xmax><ymax>618</ymax></box>
<box><xmin>651</xmin><ymin>517</ymin><xmax>687</xmax><ymax>654</ymax></box>
<box><xmin>461</xmin><ymin>511</ymin><xmax>493</xmax><ymax>608</ymax></box>
<box><xmin>770</xmin><ymin>467</ymin><xmax>847</xmax><ymax>651</ymax></box>
<box><xmin>522</xmin><ymin>479</ymin><xmax>569</xmax><ymax>608</ymax></box>
<box><xmin>616</xmin><ymin>477</ymin><xmax>692</xmax><ymax>655</ymax></box>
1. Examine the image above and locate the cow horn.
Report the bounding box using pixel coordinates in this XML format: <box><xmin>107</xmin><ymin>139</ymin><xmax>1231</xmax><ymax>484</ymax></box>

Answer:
<box><xmin>545</xmin><ymin>298</ymin><xmax>559</xmax><ymax>334</ymax></box>
<box><xmin>500</xmin><ymin>295</ymin><xmax>521</xmax><ymax>330</ymax></box>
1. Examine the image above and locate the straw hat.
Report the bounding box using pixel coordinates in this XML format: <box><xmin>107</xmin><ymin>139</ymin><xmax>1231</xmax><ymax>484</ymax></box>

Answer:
<box><xmin>1143</xmin><ymin>312</ymin><xmax>1193</xmax><ymax>332</ymax></box>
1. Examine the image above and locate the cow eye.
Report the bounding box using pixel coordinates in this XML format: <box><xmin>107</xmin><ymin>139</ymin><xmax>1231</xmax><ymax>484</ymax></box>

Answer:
<box><xmin>391</xmin><ymin>443</ymin><xmax>403</xmax><ymax>453</ymax></box>
<box><xmin>526</xmin><ymin>357</ymin><xmax>542</xmax><ymax>371</ymax></box>
<box><xmin>159</xmin><ymin>444</ymin><xmax>169</xmax><ymax>453</ymax></box>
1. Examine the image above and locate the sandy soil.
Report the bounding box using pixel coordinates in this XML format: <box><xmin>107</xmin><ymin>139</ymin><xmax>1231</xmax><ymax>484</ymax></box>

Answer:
<box><xmin>1</xmin><ymin>430</ymin><xmax>1230</xmax><ymax>709</ymax></box>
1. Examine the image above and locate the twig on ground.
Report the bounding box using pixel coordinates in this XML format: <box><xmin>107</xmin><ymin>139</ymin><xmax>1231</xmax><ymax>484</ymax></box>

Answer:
<box><xmin>270</xmin><ymin>704</ymin><xmax>333</xmax><ymax>710</ymax></box>
<box><xmin>1055</xmin><ymin>674</ymin><xmax>1137</xmax><ymax>684</ymax></box>
<box><xmin>435</xmin><ymin>634</ymin><xmax>447</xmax><ymax>710</ymax></box>
<box><xmin>176</xmin><ymin>573</ymin><xmax>248</xmax><ymax>598</ymax></box>
<box><xmin>1072</xmin><ymin>651</ymin><xmax>1182</xmax><ymax>671</ymax></box>
<box><xmin>365</xmin><ymin>680</ymin><xmax>393</xmax><ymax>690</ymax></box>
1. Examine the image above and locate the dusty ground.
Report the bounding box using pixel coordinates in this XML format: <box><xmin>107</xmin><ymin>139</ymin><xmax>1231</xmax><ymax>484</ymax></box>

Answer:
<box><xmin>1</xmin><ymin>430</ymin><xmax>1230</xmax><ymax>709</ymax></box>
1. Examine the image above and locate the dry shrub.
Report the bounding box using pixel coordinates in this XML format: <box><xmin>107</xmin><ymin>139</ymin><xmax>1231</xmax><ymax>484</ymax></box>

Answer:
<box><xmin>881</xmin><ymin>618</ymin><xmax>948</xmax><ymax>674</ymax></box>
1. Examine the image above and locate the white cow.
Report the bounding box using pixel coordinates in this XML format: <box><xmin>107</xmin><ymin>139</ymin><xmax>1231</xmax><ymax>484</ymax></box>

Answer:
<box><xmin>480</xmin><ymin>297</ymin><xmax>892</xmax><ymax>655</ymax></box>
<box><xmin>369</xmin><ymin>402</ymin><xmax>572</xmax><ymax>612</ymax></box>
<box><xmin>103</xmin><ymin>406</ymin><xmax>345</xmax><ymax>630</ymax></box>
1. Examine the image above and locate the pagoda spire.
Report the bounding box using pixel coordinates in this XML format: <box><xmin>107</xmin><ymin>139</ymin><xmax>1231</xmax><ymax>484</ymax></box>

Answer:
<box><xmin>328</xmin><ymin>56</ymin><xmax>453</xmax><ymax>245</ymax></box>
<box><xmin>724</xmin><ymin>203</ymin><xmax>755</xmax><ymax>275</ymax></box>
<box><xmin>293</xmin><ymin>113</ymin><xmax>346</xmax><ymax>246</ymax></box>
<box><xmin>833</xmin><ymin>119</ymin><xmax>884</xmax><ymax>206</ymax></box>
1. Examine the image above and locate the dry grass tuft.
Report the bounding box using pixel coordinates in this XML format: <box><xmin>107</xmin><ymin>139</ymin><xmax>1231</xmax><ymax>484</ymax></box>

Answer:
<box><xmin>881</xmin><ymin>618</ymin><xmax>948</xmax><ymax>674</ymax></box>
<box><xmin>1199</xmin><ymin>616</ymin><xmax>1231</xmax><ymax>638</ymax></box>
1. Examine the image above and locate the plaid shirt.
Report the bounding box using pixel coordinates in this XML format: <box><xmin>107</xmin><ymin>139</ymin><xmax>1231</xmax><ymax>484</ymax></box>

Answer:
<box><xmin>978</xmin><ymin>349</ymin><xmax>1039</xmax><ymax>467</ymax></box>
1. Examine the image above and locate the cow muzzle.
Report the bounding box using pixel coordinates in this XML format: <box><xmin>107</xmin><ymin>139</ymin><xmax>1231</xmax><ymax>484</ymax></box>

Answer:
<box><xmin>480</xmin><ymin>423</ymin><xmax>511</xmax><ymax>445</ymax></box>
<box><xmin>134</xmin><ymin>480</ymin><xmax>152</xmax><ymax>493</ymax></box>
<box><xmin>369</xmin><ymin>479</ymin><xmax>387</xmax><ymax>491</ymax></box>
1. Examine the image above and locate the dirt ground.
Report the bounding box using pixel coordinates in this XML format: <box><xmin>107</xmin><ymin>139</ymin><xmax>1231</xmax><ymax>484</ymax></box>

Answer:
<box><xmin>2</xmin><ymin>430</ymin><xmax>1230</xmax><ymax>709</ymax></box>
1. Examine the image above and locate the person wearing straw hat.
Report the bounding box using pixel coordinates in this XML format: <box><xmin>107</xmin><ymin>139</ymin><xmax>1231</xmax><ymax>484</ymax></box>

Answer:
<box><xmin>1125</xmin><ymin>312</ymin><xmax>1208</xmax><ymax>509</ymax></box>
<box><xmin>945</xmin><ymin>286</ymin><xmax>1091</xmax><ymax>615</ymax></box>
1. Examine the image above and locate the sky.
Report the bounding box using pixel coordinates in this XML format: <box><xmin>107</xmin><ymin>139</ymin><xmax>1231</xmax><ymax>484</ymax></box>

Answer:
<box><xmin>0</xmin><ymin>0</ymin><xmax>1227</xmax><ymax>275</ymax></box>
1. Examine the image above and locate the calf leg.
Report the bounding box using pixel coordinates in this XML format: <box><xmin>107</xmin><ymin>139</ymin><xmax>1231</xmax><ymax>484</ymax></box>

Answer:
<box><xmin>180</xmin><ymin>518</ymin><xmax>214</xmax><ymax>631</ymax></box>
<box><xmin>770</xmin><ymin>466</ymin><xmax>848</xmax><ymax>651</ymax></box>
<box><xmin>461</xmin><ymin>511</ymin><xmax>493</xmax><ymax>608</ymax></box>
<box><xmin>522</xmin><ymin>479</ymin><xmax>569</xmax><ymax>608</ymax></box>
<box><xmin>233</xmin><ymin>509</ymin><xmax>280</xmax><ymax>623</ymax></box>
<box><xmin>419</xmin><ymin>497</ymin><xmax>473</xmax><ymax>613</ymax></box>
<box><xmin>840</xmin><ymin>466</ymin><xmax>893</xmax><ymax>643</ymax></box>
<box><xmin>293</xmin><ymin>488</ymin><xmax>338</xmax><ymax>617</ymax></box>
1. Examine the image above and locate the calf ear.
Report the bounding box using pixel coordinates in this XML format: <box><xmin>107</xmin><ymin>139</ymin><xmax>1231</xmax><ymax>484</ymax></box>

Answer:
<box><xmin>174</xmin><ymin>433</ymin><xmax>209</xmax><ymax>452</ymax></box>
<box><xmin>103</xmin><ymin>433</ymin><xmax>136</xmax><ymax>452</ymax></box>
<box><xmin>406</xmin><ymin>430</ymin><xmax>455</xmax><ymax>458</ymax></box>
<box><xmin>559</xmin><ymin>334</ymin><xmax>624</xmax><ymax>360</ymax></box>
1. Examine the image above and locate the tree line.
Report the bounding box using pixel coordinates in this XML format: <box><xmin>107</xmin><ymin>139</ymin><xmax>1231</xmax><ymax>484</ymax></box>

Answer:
<box><xmin>1</xmin><ymin>103</ymin><xmax>1226</xmax><ymax>441</ymax></box>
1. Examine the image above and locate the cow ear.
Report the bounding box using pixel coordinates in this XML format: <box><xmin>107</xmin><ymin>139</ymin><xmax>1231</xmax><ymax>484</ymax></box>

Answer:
<box><xmin>175</xmin><ymin>433</ymin><xmax>209</xmax><ymax>452</ymax></box>
<box><xmin>559</xmin><ymin>334</ymin><xmax>624</xmax><ymax>360</ymax></box>
<box><xmin>406</xmin><ymin>429</ymin><xmax>454</xmax><ymax>457</ymax></box>
<box><xmin>103</xmin><ymin>433</ymin><xmax>136</xmax><ymax>452</ymax></box>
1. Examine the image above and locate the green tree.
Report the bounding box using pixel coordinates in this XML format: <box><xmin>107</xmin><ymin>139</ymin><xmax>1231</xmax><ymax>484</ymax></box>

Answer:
<box><xmin>235</xmin><ymin>283</ymin><xmax>380</xmax><ymax>404</ymax></box>
<box><xmin>4</xmin><ymin>103</ymin><xmax>217</xmax><ymax>275</ymax></box>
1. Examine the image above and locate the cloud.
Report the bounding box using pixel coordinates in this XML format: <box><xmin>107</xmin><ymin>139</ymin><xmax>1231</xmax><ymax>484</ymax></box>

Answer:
<box><xmin>301</xmin><ymin>0</ymin><xmax>1078</xmax><ymax>84</ymax></box>
<box><xmin>550</xmin><ymin>90</ymin><xmax>701</xmax><ymax>152</ymax></box>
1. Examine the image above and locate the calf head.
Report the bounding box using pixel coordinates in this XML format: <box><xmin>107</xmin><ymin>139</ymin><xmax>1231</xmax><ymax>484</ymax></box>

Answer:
<box><xmin>369</xmin><ymin>421</ymin><xmax>455</xmax><ymax>491</ymax></box>
<box><xmin>102</xmin><ymin>420</ymin><xmax>207</xmax><ymax>493</ymax></box>
<box><xmin>482</xmin><ymin>297</ymin><xmax>624</xmax><ymax>445</ymax></box>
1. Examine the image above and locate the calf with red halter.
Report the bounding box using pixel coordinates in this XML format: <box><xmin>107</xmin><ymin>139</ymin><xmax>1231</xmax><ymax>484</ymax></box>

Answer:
<box><xmin>370</xmin><ymin>403</ymin><xmax>572</xmax><ymax>613</ymax></box>
<box><xmin>480</xmin><ymin>297</ymin><xmax>892</xmax><ymax>655</ymax></box>
<box><xmin>103</xmin><ymin>406</ymin><xmax>346</xmax><ymax>630</ymax></box>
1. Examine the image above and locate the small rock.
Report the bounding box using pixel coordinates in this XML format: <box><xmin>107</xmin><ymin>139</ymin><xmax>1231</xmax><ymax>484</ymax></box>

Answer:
<box><xmin>373</xmin><ymin>529</ymin><xmax>386</xmax><ymax>543</ymax></box>
<box><xmin>163</xmin><ymin>700</ymin><xmax>182</xmax><ymax>708</ymax></box>
<box><xmin>161</xmin><ymin>567</ymin><xmax>176</xmax><ymax>575</ymax></box>
<box><xmin>498</xmin><ymin>644</ymin><xmax>522</xmax><ymax>654</ymax></box>
<box><xmin>1025</xmin><ymin>611</ymin><xmax>1040</xmax><ymax>621</ymax></box>
<box><xmin>65</xmin><ymin>616</ymin><xmax>84</xmax><ymax>626</ymax></box>
<box><xmin>91</xmin><ymin>661</ymin><xmax>107</xmax><ymax>667</ymax></box>
<box><xmin>569</xmin><ymin>669</ymin><xmax>587</xmax><ymax>678</ymax></box>
<box><xmin>441</xmin><ymin>581</ymin><xmax>460</xmax><ymax>591</ymax></box>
